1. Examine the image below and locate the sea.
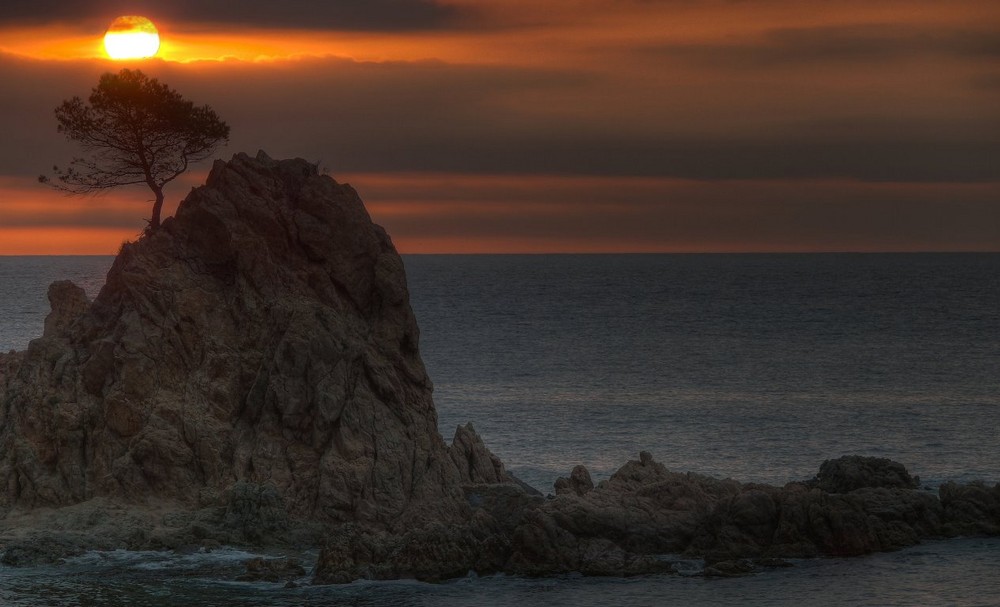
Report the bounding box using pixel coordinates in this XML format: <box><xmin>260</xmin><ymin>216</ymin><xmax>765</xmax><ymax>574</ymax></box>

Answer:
<box><xmin>1</xmin><ymin>253</ymin><xmax>998</xmax><ymax>606</ymax></box>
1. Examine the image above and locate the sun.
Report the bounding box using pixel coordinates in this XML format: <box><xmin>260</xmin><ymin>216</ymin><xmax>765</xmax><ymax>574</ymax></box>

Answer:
<box><xmin>104</xmin><ymin>16</ymin><xmax>160</xmax><ymax>60</ymax></box>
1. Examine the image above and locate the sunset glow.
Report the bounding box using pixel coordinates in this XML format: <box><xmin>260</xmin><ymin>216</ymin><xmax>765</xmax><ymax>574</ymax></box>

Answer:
<box><xmin>0</xmin><ymin>227</ymin><xmax>137</xmax><ymax>255</ymax></box>
<box><xmin>0</xmin><ymin>0</ymin><xmax>996</xmax><ymax>254</ymax></box>
<box><xmin>103</xmin><ymin>16</ymin><xmax>160</xmax><ymax>60</ymax></box>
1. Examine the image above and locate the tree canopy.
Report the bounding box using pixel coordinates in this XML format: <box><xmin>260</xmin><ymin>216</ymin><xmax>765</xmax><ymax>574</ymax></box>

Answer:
<box><xmin>41</xmin><ymin>69</ymin><xmax>230</xmax><ymax>231</ymax></box>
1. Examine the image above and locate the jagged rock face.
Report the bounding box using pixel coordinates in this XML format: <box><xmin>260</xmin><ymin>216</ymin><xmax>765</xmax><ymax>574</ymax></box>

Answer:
<box><xmin>449</xmin><ymin>423</ymin><xmax>510</xmax><ymax>485</ymax></box>
<box><xmin>0</xmin><ymin>152</ymin><xmax>467</xmax><ymax>528</ymax></box>
<box><xmin>314</xmin><ymin>453</ymin><xmax>1000</xmax><ymax>583</ymax></box>
<box><xmin>43</xmin><ymin>281</ymin><xmax>90</xmax><ymax>338</ymax></box>
<box><xmin>813</xmin><ymin>455</ymin><xmax>919</xmax><ymax>493</ymax></box>
<box><xmin>554</xmin><ymin>465</ymin><xmax>594</xmax><ymax>496</ymax></box>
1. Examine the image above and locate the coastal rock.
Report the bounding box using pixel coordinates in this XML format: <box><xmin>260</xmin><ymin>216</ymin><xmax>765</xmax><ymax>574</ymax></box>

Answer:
<box><xmin>502</xmin><ymin>454</ymin><xmax>966</xmax><ymax>577</ymax></box>
<box><xmin>236</xmin><ymin>557</ymin><xmax>307</xmax><ymax>583</ymax></box>
<box><xmin>765</xmin><ymin>485</ymin><xmax>941</xmax><ymax>557</ymax></box>
<box><xmin>940</xmin><ymin>481</ymin><xmax>1000</xmax><ymax>535</ymax></box>
<box><xmin>313</xmin><ymin>452</ymin><xmax>998</xmax><ymax>583</ymax></box>
<box><xmin>313</xmin><ymin>516</ymin><xmax>512</xmax><ymax>583</ymax></box>
<box><xmin>312</xmin><ymin>481</ymin><xmax>547</xmax><ymax>582</ymax></box>
<box><xmin>506</xmin><ymin>454</ymin><xmax>742</xmax><ymax>575</ymax></box>
<box><xmin>0</xmin><ymin>536</ymin><xmax>84</xmax><ymax>567</ymax></box>
<box><xmin>221</xmin><ymin>482</ymin><xmax>289</xmax><ymax>543</ymax></box>
<box><xmin>813</xmin><ymin>455</ymin><xmax>919</xmax><ymax>493</ymax></box>
<box><xmin>704</xmin><ymin>558</ymin><xmax>756</xmax><ymax>577</ymax></box>
<box><xmin>554</xmin><ymin>465</ymin><xmax>594</xmax><ymax>496</ymax></box>
<box><xmin>0</xmin><ymin>497</ymin><xmax>159</xmax><ymax>565</ymax></box>
<box><xmin>448</xmin><ymin>423</ymin><xmax>541</xmax><ymax>496</ymax></box>
<box><xmin>0</xmin><ymin>349</ymin><xmax>19</xmax><ymax>392</ymax></box>
<box><xmin>0</xmin><ymin>151</ymin><xmax>468</xmax><ymax>531</ymax></box>
<box><xmin>43</xmin><ymin>281</ymin><xmax>91</xmax><ymax>338</ymax></box>
<box><xmin>449</xmin><ymin>423</ymin><xmax>509</xmax><ymax>485</ymax></box>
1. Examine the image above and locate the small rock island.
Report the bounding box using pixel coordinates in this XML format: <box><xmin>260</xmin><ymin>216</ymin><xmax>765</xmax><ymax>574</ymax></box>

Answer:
<box><xmin>1</xmin><ymin>152</ymin><xmax>997</xmax><ymax>581</ymax></box>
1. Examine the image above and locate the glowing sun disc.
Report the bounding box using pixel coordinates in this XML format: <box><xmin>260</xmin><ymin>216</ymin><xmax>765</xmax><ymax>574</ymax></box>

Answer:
<box><xmin>104</xmin><ymin>16</ymin><xmax>160</xmax><ymax>60</ymax></box>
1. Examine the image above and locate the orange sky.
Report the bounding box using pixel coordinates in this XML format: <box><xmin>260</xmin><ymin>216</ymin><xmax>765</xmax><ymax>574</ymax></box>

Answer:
<box><xmin>0</xmin><ymin>0</ymin><xmax>997</xmax><ymax>253</ymax></box>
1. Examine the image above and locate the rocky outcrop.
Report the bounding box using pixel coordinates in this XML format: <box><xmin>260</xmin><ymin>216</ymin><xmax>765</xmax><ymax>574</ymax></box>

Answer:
<box><xmin>236</xmin><ymin>557</ymin><xmax>307</xmax><ymax>583</ymax></box>
<box><xmin>0</xmin><ymin>151</ymin><xmax>482</xmax><ymax>531</ymax></box>
<box><xmin>314</xmin><ymin>453</ymin><xmax>999</xmax><ymax>582</ymax></box>
<box><xmin>449</xmin><ymin>423</ymin><xmax>509</xmax><ymax>485</ymax></box>
<box><xmin>939</xmin><ymin>481</ymin><xmax>1000</xmax><ymax>535</ymax></box>
<box><xmin>692</xmin><ymin>483</ymin><xmax>944</xmax><ymax>561</ymax></box>
<box><xmin>554</xmin><ymin>464</ymin><xmax>594</xmax><ymax>496</ymax></box>
<box><xmin>43</xmin><ymin>281</ymin><xmax>91</xmax><ymax>338</ymax></box>
<box><xmin>0</xmin><ymin>536</ymin><xmax>85</xmax><ymax>567</ymax></box>
<box><xmin>812</xmin><ymin>455</ymin><xmax>919</xmax><ymax>493</ymax></box>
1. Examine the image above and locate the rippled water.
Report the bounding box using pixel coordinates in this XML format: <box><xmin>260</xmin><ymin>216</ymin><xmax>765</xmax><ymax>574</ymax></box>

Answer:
<box><xmin>1</xmin><ymin>253</ymin><xmax>998</xmax><ymax>606</ymax></box>
<box><xmin>1</xmin><ymin>539</ymin><xmax>999</xmax><ymax>607</ymax></box>
<box><xmin>0</xmin><ymin>256</ymin><xmax>111</xmax><ymax>355</ymax></box>
<box><xmin>407</xmin><ymin>254</ymin><xmax>1000</xmax><ymax>491</ymax></box>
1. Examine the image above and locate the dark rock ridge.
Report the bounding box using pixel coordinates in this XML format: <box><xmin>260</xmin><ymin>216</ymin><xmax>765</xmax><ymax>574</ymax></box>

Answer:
<box><xmin>1</xmin><ymin>152</ymin><xmax>997</xmax><ymax>581</ymax></box>
<box><xmin>0</xmin><ymin>151</ymin><xmax>516</xmax><ymax>531</ymax></box>
<box><xmin>811</xmin><ymin>455</ymin><xmax>918</xmax><ymax>493</ymax></box>
<box><xmin>314</xmin><ymin>454</ymin><xmax>1000</xmax><ymax>582</ymax></box>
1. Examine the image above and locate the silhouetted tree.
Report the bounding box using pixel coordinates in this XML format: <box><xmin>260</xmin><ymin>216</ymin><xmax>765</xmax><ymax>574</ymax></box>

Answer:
<box><xmin>40</xmin><ymin>69</ymin><xmax>230</xmax><ymax>231</ymax></box>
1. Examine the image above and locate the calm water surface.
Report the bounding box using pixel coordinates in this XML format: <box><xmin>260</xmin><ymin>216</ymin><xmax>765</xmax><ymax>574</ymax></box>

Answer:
<box><xmin>407</xmin><ymin>254</ymin><xmax>1000</xmax><ymax>490</ymax></box>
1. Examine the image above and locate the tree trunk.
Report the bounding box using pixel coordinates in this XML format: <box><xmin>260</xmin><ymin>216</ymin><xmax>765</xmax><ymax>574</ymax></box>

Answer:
<box><xmin>150</xmin><ymin>186</ymin><xmax>165</xmax><ymax>231</ymax></box>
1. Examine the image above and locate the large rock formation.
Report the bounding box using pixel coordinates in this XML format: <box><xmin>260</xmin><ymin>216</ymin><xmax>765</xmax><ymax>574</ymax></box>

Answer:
<box><xmin>1</xmin><ymin>152</ymin><xmax>997</xmax><ymax>581</ymax></box>
<box><xmin>0</xmin><ymin>151</ymin><xmax>507</xmax><ymax>531</ymax></box>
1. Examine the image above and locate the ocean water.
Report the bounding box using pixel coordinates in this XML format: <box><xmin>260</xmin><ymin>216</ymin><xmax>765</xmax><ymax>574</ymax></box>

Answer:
<box><xmin>1</xmin><ymin>253</ymin><xmax>999</xmax><ymax>606</ymax></box>
<box><xmin>408</xmin><ymin>254</ymin><xmax>1000</xmax><ymax>491</ymax></box>
<box><xmin>1</xmin><ymin>538</ymin><xmax>999</xmax><ymax>607</ymax></box>
<box><xmin>0</xmin><ymin>256</ymin><xmax>112</xmax><ymax>355</ymax></box>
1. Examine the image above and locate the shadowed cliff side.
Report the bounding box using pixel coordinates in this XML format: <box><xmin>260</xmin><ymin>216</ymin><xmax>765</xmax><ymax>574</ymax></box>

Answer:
<box><xmin>0</xmin><ymin>151</ymin><xmax>510</xmax><ymax>530</ymax></box>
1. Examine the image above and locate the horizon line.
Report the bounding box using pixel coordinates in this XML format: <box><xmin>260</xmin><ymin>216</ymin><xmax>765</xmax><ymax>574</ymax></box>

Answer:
<box><xmin>2</xmin><ymin>250</ymin><xmax>999</xmax><ymax>257</ymax></box>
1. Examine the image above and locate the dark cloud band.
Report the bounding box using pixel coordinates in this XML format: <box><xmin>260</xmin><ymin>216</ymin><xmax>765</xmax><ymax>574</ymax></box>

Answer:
<box><xmin>2</xmin><ymin>55</ymin><xmax>998</xmax><ymax>183</ymax></box>
<box><xmin>649</xmin><ymin>24</ymin><xmax>1000</xmax><ymax>67</ymax></box>
<box><xmin>0</xmin><ymin>0</ymin><xmax>462</xmax><ymax>31</ymax></box>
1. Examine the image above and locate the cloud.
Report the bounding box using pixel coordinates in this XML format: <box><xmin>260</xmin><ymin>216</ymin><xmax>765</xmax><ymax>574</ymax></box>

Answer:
<box><xmin>5</xmin><ymin>169</ymin><xmax>998</xmax><ymax>254</ymax></box>
<box><xmin>1</xmin><ymin>0</ymin><xmax>997</xmax><ymax>254</ymax></box>
<box><xmin>650</xmin><ymin>24</ymin><xmax>1000</xmax><ymax>67</ymax></box>
<box><xmin>972</xmin><ymin>74</ymin><xmax>1000</xmax><ymax>91</ymax></box>
<box><xmin>0</xmin><ymin>0</ymin><xmax>463</xmax><ymax>31</ymax></box>
<box><xmin>3</xmin><ymin>53</ymin><xmax>998</xmax><ymax>187</ymax></box>
<box><xmin>350</xmin><ymin>173</ymin><xmax>1000</xmax><ymax>253</ymax></box>
<box><xmin>176</xmin><ymin>59</ymin><xmax>1000</xmax><ymax>183</ymax></box>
